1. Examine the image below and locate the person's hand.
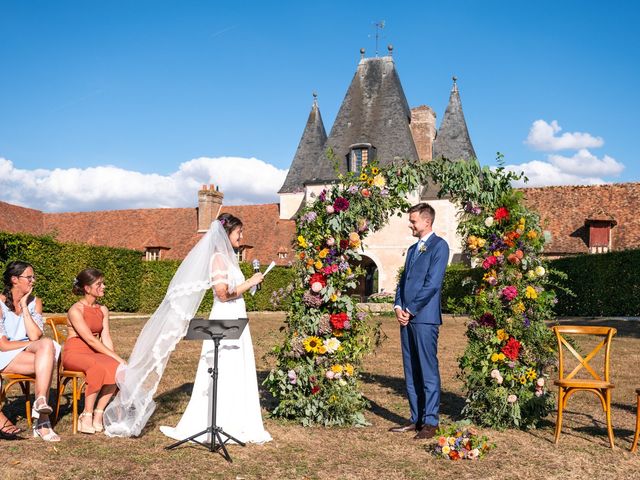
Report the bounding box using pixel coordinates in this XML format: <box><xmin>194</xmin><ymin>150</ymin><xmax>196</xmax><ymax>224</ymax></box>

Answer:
<box><xmin>249</xmin><ymin>273</ymin><xmax>264</xmax><ymax>287</ymax></box>
<box><xmin>394</xmin><ymin>307</ymin><xmax>410</xmax><ymax>326</ymax></box>
<box><xmin>19</xmin><ymin>287</ymin><xmax>33</xmax><ymax>309</ymax></box>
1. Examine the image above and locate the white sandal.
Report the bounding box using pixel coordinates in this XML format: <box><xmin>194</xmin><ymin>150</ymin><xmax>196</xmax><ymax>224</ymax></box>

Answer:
<box><xmin>33</xmin><ymin>395</ymin><xmax>53</xmax><ymax>415</ymax></box>
<box><xmin>33</xmin><ymin>420</ymin><xmax>60</xmax><ymax>442</ymax></box>
<box><xmin>92</xmin><ymin>409</ymin><xmax>104</xmax><ymax>433</ymax></box>
<box><xmin>78</xmin><ymin>412</ymin><xmax>95</xmax><ymax>434</ymax></box>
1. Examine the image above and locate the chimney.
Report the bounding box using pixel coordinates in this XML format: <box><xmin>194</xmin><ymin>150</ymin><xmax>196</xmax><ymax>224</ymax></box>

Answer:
<box><xmin>410</xmin><ymin>105</ymin><xmax>437</xmax><ymax>162</ymax></box>
<box><xmin>197</xmin><ymin>184</ymin><xmax>224</xmax><ymax>232</ymax></box>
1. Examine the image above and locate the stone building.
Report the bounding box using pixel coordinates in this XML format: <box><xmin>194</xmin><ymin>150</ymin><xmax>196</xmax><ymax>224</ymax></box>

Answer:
<box><xmin>279</xmin><ymin>48</ymin><xmax>477</xmax><ymax>296</ymax></box>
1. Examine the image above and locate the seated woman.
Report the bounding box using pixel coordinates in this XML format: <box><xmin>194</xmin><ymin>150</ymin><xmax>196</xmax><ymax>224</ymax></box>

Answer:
<box><xmin>0</xmin><ymin>261</ymin><xmax>60</xmax><ymax>442</ymax></box>
<box><xmin>63</xmin><ymin>268</ymin><xmax>125</xmax><ymax>434</ymax></box>
<box><xmin>0</xmin><ymin>408</ymin><xmax>22</xmax><ymax>439</ymax></box>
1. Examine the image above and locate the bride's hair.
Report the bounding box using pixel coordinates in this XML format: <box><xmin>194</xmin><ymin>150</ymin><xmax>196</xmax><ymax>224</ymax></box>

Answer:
<box><xmin>217</xmin><ymin>213</ymin><xmax>243</xmax><ymax>236</ymax></box>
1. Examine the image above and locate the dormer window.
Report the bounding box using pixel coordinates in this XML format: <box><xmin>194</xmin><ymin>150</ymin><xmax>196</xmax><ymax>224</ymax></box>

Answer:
<box><xmin>348</xmin><ymin>143</ymin><xmax>375</xmax><ymax>172</ymax></box>
<box><xmin>585</xmin><ymin>211</ymin><xmax>617</xmax><ymax>254</ymax></box>
<box><xmin>145</xmin><ymin>248</ymin><xmax>161</xmax><ymax>261</ymax></box>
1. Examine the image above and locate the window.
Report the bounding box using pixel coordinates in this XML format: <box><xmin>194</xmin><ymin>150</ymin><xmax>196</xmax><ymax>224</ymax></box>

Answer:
<box><xmin>347</xmin><ymin>143</ymin><xmax>375</xmax><ymax>172</ymax></box>
<box><xmin>145</xmin><ymin>248</ymin><xmax>161</xmax><ymax>261</ymax></box>
<box><xmin>278</xmin><ymin>251</ymin><xmax>288</xmax><ymax>259</ymax></box>
<box><xmin>235</xmin><ymin>248</ymin><xmax>246</xmax><ymax>262</ymax></box>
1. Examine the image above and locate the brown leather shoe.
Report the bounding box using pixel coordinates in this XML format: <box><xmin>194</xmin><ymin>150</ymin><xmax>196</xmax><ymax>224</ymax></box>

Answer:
<box><xmin>388</xmin><ymin>422</ymin><xmax>418</xmax><ymax>433</ymax></box>
<box><xmin>413</xmin><ymin>425</ymin><xmax>438</xmax><ymax>440</ymax></box>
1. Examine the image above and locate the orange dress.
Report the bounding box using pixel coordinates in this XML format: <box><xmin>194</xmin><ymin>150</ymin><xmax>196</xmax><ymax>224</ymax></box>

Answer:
<box><xmin>61</xmin><ymin>304</ymin><xmax>119</xmax><ymax>396</ymax></box>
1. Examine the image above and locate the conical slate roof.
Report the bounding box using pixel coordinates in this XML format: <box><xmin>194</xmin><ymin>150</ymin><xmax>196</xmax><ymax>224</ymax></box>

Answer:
<box><xmin>433</xmin><ymin>78</ymin><xmax>476</xmax><ymax>161</ymax></box>
<box><xmin>278</xmin><ymin>95</ymin><xmax>328</xmax><ymax>193</ymax></box>
<box><xmin>312</xmin><ymin>54</ymin><xmax>419</xmax><ymax>182</ymax></box>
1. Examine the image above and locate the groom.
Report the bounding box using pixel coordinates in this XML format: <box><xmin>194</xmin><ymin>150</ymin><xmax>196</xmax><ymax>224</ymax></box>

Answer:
<box><xmin>391</xmin><ymin>203</ymin><xmax>449</xmax><ymax>440</ymax></box>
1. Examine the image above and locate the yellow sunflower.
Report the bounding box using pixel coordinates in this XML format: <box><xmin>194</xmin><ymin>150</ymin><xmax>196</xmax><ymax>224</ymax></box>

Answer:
<box><xmin>359</xmin><ymin>173</ymin><xmax>368</xmax><ymax>181</ymax></box>
<box><xmin>303</xmin><ymin>336</ymin><xmax>323</xmax><ymax>354</ymax></box>
<box><xmin>371</xmin><ymin>167</ymin><xmax>379</xmax><ymax>175</ymax></box>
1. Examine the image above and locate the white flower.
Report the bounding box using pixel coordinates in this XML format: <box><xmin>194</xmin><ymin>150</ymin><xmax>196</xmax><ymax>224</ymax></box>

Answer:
<box><xmin>287</xmin><ymin>369</ymin><xmax>297</xmax><ymax>384</ymax></box>
<box><xmin>496</xmin><ymin>375</ymin><xmax>503</xmax><ymax>385</ymax></box>
<box><xmin>338</xmin><ymin>379</ymin><xmax>347</xmax><ymax>386</ymax></box>
<box><xmin>326</xmin><ymin>205</ymin><xmax>335</xmax><ymax>214</ymax></box>
<box><xmin>536</xmin><ymin>377</ymin><xmax>545</xmax><ymax>387</ymax></box>
<box><xmin>323</xmin><ymin>337</ymin><xmax>341</xmax><ymax>354</ymax></box>
<box><xmin>535</xmin><ymin>266</ymin><xmax>546</xmax><ymax>277</ymax></box>
<box><xmin>507</xmin><ymin>394</ymin><xmax>518</xmax><ymax>404</ymax></box>
<box><xmin>469</xmin><ymin>448</ymin><xmax>480</xmax><ymax>460</ymax></box>
<box><xmin>325</xmin><ymin>370</ymin><xmax>335</xmax><ymax>380</ymax></box>
<box><xmin>490</xmin><ymin>369</ymin><xmax>500</xmax><ymax>379</ymax></box>
<box><xmin>311</xmin><ymin>282</ymin><xmax>323</xmax><ymax>293</ymax></box>
<box><xmin>484</xmin><ymin>216</ymin><xmax>494</xmax><ymax>227</ymax></box>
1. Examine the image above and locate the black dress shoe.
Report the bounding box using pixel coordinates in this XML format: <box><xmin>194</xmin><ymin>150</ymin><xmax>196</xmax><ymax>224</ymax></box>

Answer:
<box><xmin>414</xmin><ymin>424</ymin><xmax>438</xmax><ymax>440</ymax></box>
<box><xmin>388</xmin><ymin>422</ymin><xmax>418</xmax><ymax>433</ymax></box>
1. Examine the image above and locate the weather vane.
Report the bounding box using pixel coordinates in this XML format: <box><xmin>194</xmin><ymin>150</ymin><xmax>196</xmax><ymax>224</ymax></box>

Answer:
<box><xmin>371</xmin><ymin>20</ymin><xmax>385</xmax><ymax>57</ymax></box>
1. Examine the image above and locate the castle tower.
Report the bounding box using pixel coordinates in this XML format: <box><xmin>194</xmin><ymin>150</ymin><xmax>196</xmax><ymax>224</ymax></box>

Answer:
<box><xmin>278</xmin><ymin>93</ymin><xmax>327</xmax><ymax>219</ymax></box>
<box><xmin>433</xmin><ymin>77</ymin><xmax>477</xmax><ymax>161</ymax></box>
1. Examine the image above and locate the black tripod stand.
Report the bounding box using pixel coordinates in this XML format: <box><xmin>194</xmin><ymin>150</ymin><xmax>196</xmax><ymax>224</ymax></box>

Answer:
<box><xmin>166</xmin><ymin>318</ymin><xmax>247</xmax><ymax>462</ymax></box>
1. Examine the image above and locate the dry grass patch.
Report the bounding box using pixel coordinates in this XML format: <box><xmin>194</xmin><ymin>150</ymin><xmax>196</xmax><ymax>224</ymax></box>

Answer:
<box><xmin>1</xmin><ymin>313</ymin><xmax>640</xmax><ymax>479</ymax></box>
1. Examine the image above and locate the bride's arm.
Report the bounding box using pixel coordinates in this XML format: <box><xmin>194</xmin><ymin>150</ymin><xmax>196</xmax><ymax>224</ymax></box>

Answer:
<box><xmin>210</xmin><ymin>253</ymin><xmax>263</xmax><ymax>302</ymax></box>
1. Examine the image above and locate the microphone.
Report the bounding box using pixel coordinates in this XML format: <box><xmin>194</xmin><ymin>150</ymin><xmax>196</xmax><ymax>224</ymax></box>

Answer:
<box><xmin>252</xmin><ymin>259</ymin><xmax>261</xmax><ymax>291</ymax></box>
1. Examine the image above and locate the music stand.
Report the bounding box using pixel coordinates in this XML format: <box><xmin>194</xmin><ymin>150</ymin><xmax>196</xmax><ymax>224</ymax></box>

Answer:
<box><xmin>165</xmin><ymin>318</ymin><xmax>248</xmax><ymax>462</ymax></box>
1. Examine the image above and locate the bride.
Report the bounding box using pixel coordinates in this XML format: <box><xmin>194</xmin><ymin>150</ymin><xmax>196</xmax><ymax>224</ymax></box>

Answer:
<box><xmin>104</xmin><ymin>214</ymin><xmax>271</xmax><ymax>443</ymax></box>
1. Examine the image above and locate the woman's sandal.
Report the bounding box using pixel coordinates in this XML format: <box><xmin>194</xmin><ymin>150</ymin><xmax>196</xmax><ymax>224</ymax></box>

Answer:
<box><xmin>33</xmin><ymin>420</ymin><xmax>60</xmax><ymax>442</ymax></box>
<box><xmin>92</xmin><ymin>409</ymin><xmax>104</xmax><ymax>433</ymax></box>
<box><xmin>0</xmin><ymin>419</ymin><xmax>22</xmax><ymax>439</ymax></box>
<box><xmin>78</xmin><ymin>412</ymin><xmax>95</xmax><ymax>434</ymax></box>
<box><xmin>33</xmin><ymin>395</ymin><xmax>53</xmax><ymax>415</ymax></box>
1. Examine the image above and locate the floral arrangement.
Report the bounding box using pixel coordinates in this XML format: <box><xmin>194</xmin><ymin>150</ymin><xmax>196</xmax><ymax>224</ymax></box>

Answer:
<box><xmin>455</xmin><ymin>190</ymin><xmax>559</xmax><ymax>429</ymax></box>
<box><xmin>265</xmin><ymin>158</ymin><xmax>424</xmax><ymax>426</ymax></box>
<box><xmin>429</xmin><ymin>422</ymin><xmax>494</xmax><ymax>460</ymax></box>
<box><xmin>265</xmin><ymin>153</ymin><xmax>559</xmax><ymax>428</ymax></box>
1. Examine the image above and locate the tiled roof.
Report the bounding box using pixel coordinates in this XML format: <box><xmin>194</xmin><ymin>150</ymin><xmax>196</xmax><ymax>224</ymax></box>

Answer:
<box><xmin>278</xmin><ymin>97</ymin><xmax>328</xmax><ymax>194</ymax></box>
<box><xmin>433</xmin><ymin>79</ymin><xmax>477</xmax><ymax>162</ymax></box>
<box><xmin>521</xmin><ymin>182</ymin><xmax>640</xmax><ymax>254</ymax></box>
<box><xmin>0</xmin><ymin>201</ymin><xmax>45</xmax><ymax>235</ymax></box>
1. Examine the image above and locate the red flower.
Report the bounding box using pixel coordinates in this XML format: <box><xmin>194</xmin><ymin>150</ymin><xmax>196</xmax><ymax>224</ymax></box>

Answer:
<box><xmin>339</xmin><ymin>239</ymin><xmax>349</xmax><ymax>251</ymax></box>
<box><xmin>449</xmin><ymin>450</ymin><xmax>461</xmax><ymax>460</ymax></box>
<box><xmin>309</xmin><ymin>273</ymin><xmax>326</xmax><ymax>288</ymax></box>
<box><xmin>482</xmin><ymin>255</ymin><xmax>497</xmax><ymax>270</ymax></box>
<box><xmin>311</xmin><ymin>385</ymin><xmax>320</xmax><ymax>395</ymax></box>
<box><xmin>333</xmin><ymin>196</ymin><xmax>350</xmax><ymax>212</ymax></box>
<box><xmin>494</xmin><ymin>207</ymin><xmax>510</xmax><ymax>222</ymax></box>
<box><xmin>501</xmin><ymin>337</ymin><xmax>522</xmax><ymax>361</ymax></box>
<box><xmin>330</xmin><ymin>312</ymin><xmax>349</xmax><ymax>330</ymax></box>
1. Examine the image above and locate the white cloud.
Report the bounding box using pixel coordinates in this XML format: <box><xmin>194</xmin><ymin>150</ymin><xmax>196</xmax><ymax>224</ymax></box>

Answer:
<box><xmin>504</xmin><ymin>160</ymin><xmax>608</xmax><ymax>187</ymax></box>
<box><xmin>547</xmin><ymin>149</ymin><xmax>624</xmax><ymax>177</ymax></box>
<box><xmin>0</xmin><ymin>156</ymin><xmax>287</xmax><ymax>212</ymax></box>
<box><xmin>525</xmin><ymin>120</ymin><xmax>604</xmax><ymax>151</ymax></box>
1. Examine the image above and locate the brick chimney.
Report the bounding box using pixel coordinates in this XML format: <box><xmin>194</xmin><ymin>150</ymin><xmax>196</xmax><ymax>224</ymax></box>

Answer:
<box><xmin>197</xmin><ymin>184</ymin><xmax>224</xmax><ymax>232</ymax></box>
<box><xmin>410</xmin><ymin>105</ymin><xmax>437</xmax><ymax>162</ymax></box>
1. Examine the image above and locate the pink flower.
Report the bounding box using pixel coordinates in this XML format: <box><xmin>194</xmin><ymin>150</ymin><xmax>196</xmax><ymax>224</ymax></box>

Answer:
<box><xmin>501</xmin><ymin>286</ymin><xmax>518</xmax><ymax>302</ymax></box>
<box><xmin>325</xmin><ymin>370</ymin><xmax>335</xmax><ymax>380</ymax></box>
<box><xmin>326</xmin><ymin>237</ymin><xmax>336</xmax><ymax>247</ymax></box>
<box><xmin>311</xmin><ymin>282</ymin><xmax>323</xmax><ymax>293</ymax></box>
<box><xmin>287</xmin><ymin>369</ymin><xmax>297</xmax><ymax>384</ymax></box>
<box><xmin>482</xmin><ymin>256</ymin><xmax>497</xmax><ymax>270</ymax></box>
<box><xmin>326</xmin><ymin>205</ymin><xmax>335</xmax><ymax>214</ymax></box>
<box><xmin>333</xmin><ymin>196</ymin><xmax>350</xmax><ymax>212</ymax></box>
<box><xmin>507</xmin><ymin>394</ymin><xmax>518</xmax><ymax>404</ymax></box>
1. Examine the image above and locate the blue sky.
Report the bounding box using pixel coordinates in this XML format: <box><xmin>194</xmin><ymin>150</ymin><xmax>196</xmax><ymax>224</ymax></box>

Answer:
<box><xmin>1</xmin><ymin>1</ymin><xmax>638</xmax><ymax>211</ymax></box>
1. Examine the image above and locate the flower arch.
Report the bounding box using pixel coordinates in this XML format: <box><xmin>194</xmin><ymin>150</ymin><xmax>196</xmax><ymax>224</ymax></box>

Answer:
<box><xmin>265</xmin><ymin>157</ymin><xmax>558</xmax><ymax>429</ymax></box>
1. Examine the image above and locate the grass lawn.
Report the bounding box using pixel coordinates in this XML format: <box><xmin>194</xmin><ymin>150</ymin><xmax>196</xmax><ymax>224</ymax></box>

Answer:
<box><xmin>2</xmin><ymin>312</ymin><xmax>640</xmax><ymax>479</ymax></box>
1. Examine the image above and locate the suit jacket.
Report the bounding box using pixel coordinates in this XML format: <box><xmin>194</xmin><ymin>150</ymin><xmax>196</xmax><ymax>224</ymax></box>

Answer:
<box><xmin>394</xmin><ymin>233</ymin><xmax>449</xmax><ymax>325</ymax></box>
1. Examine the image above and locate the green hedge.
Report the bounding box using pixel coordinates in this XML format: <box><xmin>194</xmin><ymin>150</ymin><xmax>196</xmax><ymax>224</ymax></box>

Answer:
<box><xmin>549</xmin><ymin>249</ymin><xmax>640</xmax><ymax>316</ymax></box>
<box><xmin>1</xmin><ymin>232</ymin><xmax>295</xmax><ymax>314</ymax></box>
<box><xmin>0</xmin><ymin>232</ymin><xmax>142</xmax><ymax>312</ymax></box>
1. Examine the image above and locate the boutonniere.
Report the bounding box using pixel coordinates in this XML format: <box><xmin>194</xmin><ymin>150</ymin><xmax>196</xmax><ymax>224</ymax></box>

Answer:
<box><xmin>419</xmin><ymin>243</ymin><xmax>427</xmax><ymax>254</ymax></box>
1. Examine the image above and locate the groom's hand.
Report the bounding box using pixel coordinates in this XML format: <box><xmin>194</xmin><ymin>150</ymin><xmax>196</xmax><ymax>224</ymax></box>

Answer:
<box><xmin>394</xmin><ymin>307</ymin><xmax>410</xmax><ymax>326</ymax></box>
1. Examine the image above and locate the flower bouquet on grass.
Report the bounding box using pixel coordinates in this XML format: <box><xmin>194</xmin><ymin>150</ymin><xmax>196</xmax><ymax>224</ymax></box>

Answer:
<box><xmin>429</xmin><ymin>422</ymin><xmax>494</xmax><ymax>460</ymax></box>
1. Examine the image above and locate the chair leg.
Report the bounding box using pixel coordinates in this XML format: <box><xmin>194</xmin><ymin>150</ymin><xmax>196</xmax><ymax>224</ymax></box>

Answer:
<box><xmin>554</xmin><ymin>388</ymin><xmax>564</xmax><ymax>444</ymax></box>
<box><xmin>72</xmin><ymin>378</ymin><xmax>78</xmax><ymax>435</ymax></box>
<box><xmin>605</xmin><ymin>389</ymin><xmax>615</xmax><ymax>449</ymax></box>
<box><xmin>23</xmin><ymin>382</ymin><xmax>32</xmax><ymax>429</ymax></box>
<box><xmin>631</xmin><ymin>394</ymin><xmax>640</xmax><ymax>453</ymax></box>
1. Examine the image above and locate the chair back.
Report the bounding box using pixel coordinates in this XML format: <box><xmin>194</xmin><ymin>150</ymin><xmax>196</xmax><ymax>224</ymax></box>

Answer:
<box><xmin>46</xmin><ymin>316</ymin><xmax>69</xmax><ymax>344</ymax></box>
<box><xmin>552</xmin><ymin>325</ymin><xmax>616</xmax><ymax>383</ymax></box>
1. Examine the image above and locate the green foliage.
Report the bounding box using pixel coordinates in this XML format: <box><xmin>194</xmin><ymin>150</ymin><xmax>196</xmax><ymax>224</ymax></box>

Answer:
<box><xmin>441</xmin><ymin>264</ymin><xmax>482</xmax><ymax>313</ymax></box>
<box><xmin>0</xmin><ymin>232</ymin><xmax>142</xmax><ymax>312</ymax></box>
<box><xmin>550</xmin><ymin>249</ymin><xmax>640</xmax><ymax>316</ymax></box>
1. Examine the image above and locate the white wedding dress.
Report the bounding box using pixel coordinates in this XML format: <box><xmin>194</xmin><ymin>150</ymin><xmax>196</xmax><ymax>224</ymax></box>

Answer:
<box><xmin>160</xmin><ymin>259</ymin><xmax>272</xmax><ymax>444</ymax></box>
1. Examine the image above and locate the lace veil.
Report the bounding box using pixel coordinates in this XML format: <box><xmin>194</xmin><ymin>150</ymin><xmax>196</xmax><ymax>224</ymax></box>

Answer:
<box><xmin>104</xmin><ymin>220</ymin><xmax>237</xmax><ymax>437</ymax></box>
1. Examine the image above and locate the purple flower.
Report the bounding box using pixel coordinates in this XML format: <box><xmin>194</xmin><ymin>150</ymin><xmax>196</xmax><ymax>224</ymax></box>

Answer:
<box><xmin>522</xmin><ymin>313</ymin><xmax>530</xmax><ymax>328</ymax></box>
<box><xmin>304</xmin><ymin>211</ymin><xmax>317</xmax><ymax>222</ymax></box>
<box><xmin>343</xmin><ymin>320</ymin><xmax>351</xmax><ymax>330</ymax></box>
<box><xmin>356</xmin><ymin>311</ymin><xmax>367</xmax><ymax>321</ymax></box>
<box><xmin>319</xmin><ymin>189</ymin><xmax>327</xmax><ymax>202</ymax></box>
<box><xmin>478</xmin><ymin>312</ymin><xmax>496</xmax><ymax>327</ymax></box>
<box><xmin>302</xmin><ymin>291</ymin><xmax>323</xmax><ymax>308</ymax></box>
<box><xmin>380</xmin><ymin>188</ymin><xmax>389</xmax><ymax>197</ymax></box>
<box><xmin>347</xmin><ymin>185</ymin><xmax>359</xmax><ymax>194</ymax></box>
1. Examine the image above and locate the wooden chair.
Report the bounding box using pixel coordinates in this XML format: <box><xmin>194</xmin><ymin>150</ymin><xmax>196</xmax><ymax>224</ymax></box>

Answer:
<box><xmin>0</xmin><ymin>372</ymin><xmax>36</xmax><ymax>428</ymax></box>
<box><xmin>631</xmin><ymin>388</ymin><xmax>640</xmax><ymax>453</ymax></box>
<box><xmin>552</xmin><ymin>325</ymin><xmax>616</xmax><ymax>448</ymax></box>
<box><xmin>46</xmin><ymin>316</ymin><xmax>87</xmax><ymax>434</ymax></box>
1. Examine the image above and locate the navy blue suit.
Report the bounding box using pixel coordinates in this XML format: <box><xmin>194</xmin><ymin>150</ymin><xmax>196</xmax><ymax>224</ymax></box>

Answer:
<box><xmin>394</xmin><ymin>233</ymin><xmax>449</xmax><ymax>427</ymax></box>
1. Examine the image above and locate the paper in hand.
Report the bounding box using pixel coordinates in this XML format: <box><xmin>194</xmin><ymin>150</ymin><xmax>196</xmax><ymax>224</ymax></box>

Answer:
<box><xmin>250</xmin><ymin>261</ymin><xmax>276</xmax><ymax>296</ymax></box>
